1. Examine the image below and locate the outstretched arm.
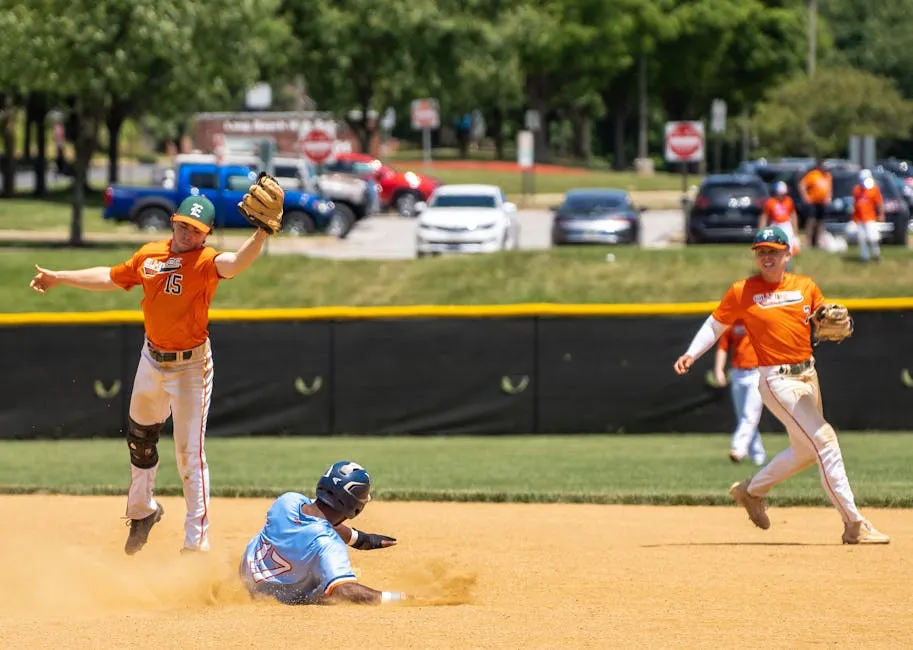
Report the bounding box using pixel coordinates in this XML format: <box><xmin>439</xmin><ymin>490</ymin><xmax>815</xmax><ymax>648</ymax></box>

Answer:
<box><xmin>334</xmin><ymin>523</ymin><xmax>398</xmax><ymax>550</ymax></box>
<box><xmin>29</xmin><ymin>264</ymin><xmax>118</xmax><ymax>293</ymax></box>
<box><xmin>214</xmin><ymin>229</ymin><xmax>269</xmax><ymax>278</ymax></box>
<box><xmin>321</xmin><ymin>582</ymin><xmax>406</xmax><ymax>605</ymax></box>
<box><xmin>674</xmin><ymin>315</ymin><xmax>727</xmax><ymax>375</ymax></box>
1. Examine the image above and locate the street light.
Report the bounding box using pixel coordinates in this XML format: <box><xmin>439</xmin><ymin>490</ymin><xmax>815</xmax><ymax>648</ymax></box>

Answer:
<box><xmin>808</xmin><ymin>0</ymin><xmax>817</xmax><ymax>77</ymax></box>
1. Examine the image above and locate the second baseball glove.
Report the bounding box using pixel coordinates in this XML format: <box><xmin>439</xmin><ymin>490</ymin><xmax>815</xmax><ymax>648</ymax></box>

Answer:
<box><xmin>812</xmin><ymin>303</ymin><xmax>853</xmax><ymax>343</ymax></box>
<box><xmin>238</xmin><ymin>172</ymin><xmax>284</xmax><ymax>234</ymax></box>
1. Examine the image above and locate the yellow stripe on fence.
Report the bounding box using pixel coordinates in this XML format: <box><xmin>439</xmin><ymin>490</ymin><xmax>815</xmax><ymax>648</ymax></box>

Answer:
<box><xmin>1</xmin><ymin>297</ymin><xmax>912</xmax><ymax>326</ymax></box>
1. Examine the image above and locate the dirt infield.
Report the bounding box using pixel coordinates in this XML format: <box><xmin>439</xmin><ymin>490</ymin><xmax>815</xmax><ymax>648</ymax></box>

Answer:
<box><xmin>1</xmin><ymin>495</ymin><xmax>910</xmax><ymax>649</ymax></box>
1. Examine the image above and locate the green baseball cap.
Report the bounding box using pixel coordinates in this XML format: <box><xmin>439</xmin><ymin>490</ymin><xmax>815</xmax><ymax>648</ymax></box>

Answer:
<box><xmin>173</xmin><ymin>195</ymin><xmax>215</xmax><ymax>232</ymax></box>
<box><xmin>751</xmin><ymin>225</ymin><xmax>790</xmax><ymax>250</ymax></box>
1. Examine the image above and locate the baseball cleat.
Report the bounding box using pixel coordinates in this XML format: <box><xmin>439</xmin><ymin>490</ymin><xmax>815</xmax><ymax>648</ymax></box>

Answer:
<box><xmin>124</xmin><ymin>503</ymin><xmax>164</xmax><ymax>555</ymax></box>
<box><xmin>729</xmin><ymin>479</ymin><xmax>770</xmax><ymax>530</ymax></box>
<box><xmin>842</xmin><ymin>520</ymin><xmax>890</xmax><ymax>545</ymax></box>
<box><xmin>728</xmin><ymin>451</ymin><xmax>744</xmax><ymax>464</ymax></box>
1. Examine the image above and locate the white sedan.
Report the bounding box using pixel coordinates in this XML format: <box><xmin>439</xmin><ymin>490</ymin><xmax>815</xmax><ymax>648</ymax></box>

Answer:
<box><xmin>414</xmin><ymin>184</ymin><xmax>520</xmax><ymax>257</ymax></box>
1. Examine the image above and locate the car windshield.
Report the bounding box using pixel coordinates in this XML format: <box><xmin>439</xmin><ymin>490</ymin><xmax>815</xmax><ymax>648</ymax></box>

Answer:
<box><xmin>431</xmin><ymin>194</ymin><xmax>497</xmax><ymax>208</ymax></box>
<box><xmin>562</xmin><ymin>195</ymin><xmax>627</xmax><ymax>213</ymax></box>
<box><xmin>701</xmin><ymin>183</ymin><xmax>765</xmax><ymax>203</ymax></box>
<box><xmin>832</xmin><ymin>172</ymin><xmax>901</xmax><ymax>198</ymax></box>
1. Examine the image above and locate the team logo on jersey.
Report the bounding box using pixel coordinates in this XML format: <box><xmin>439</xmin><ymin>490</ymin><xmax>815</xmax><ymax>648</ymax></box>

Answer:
<box><xmin>141</xmin><ymin>257</ymin><xmax>183</xmax><ymax>278</ymax></box>
<box><xmin>752</xmin><ymin>290</ymin><xmax>804</xmax><ymax>309</ymax></box>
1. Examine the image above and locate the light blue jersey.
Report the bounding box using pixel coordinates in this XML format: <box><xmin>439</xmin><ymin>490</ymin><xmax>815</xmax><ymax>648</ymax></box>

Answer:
<box><xmin>240</xmin><ymin>492</ymin><xmax>356</xmax><ymax>604</ymax></box>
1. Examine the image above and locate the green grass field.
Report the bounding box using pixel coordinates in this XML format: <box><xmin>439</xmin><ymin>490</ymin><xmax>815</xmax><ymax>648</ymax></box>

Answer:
<box><xmin>422</xmin><ymin>168</ymin><xmax>687</xmax><ymax>193</ymax></box>
<box><xmin>4</xmin><ymin>244</ymin><xmax>913</xmax><ymax>313</ymax></box>
<box><xmin>0</xmin><ymin>434</ymin><xmax>909</xmax><ymax>507</ymax></box>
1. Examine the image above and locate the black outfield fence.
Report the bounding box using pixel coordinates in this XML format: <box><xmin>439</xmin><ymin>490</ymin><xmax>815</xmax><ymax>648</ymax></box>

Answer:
<box><xmin>2</xmin><ymin>302</ymin><xmax>911</xmax><ymax>439</ymax></box>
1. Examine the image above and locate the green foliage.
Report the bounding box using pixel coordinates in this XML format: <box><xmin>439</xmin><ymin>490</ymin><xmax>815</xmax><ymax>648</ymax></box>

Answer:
<box><xmin>821</xmin><ymin>0</ymin><xmax>913</xmax><ymax>100</ymax></box>
<box><xmin>754</xmin><ymin>66</ymin><xmax>913</xmax><ymax>156</ymax></box>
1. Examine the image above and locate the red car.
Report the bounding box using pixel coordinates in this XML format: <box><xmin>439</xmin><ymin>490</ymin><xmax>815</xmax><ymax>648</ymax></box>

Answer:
<box><xmin>327</xmin><ymin>153</ymin><xmax>442</xmax><ymax>216</ymax></box>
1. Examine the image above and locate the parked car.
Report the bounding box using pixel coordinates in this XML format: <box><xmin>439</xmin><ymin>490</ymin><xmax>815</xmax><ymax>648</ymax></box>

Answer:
<box><xmin>687</xmin><ymin>174</ymin><xmax>769</xmax><ymax>244</ymax></box>
<box><xmin>325</xmin><ymin>153</ymin><xmax>442</xmax><ymax>216</ymax></box>
<box><xmin>874</xmin><ymin>159</ymin><xmax>913</xmax><ymax>210</ymax></box>
<box><xmin>821</xmin><ymin>168</ymin><xmax>910</xmax><ymax>246</ymax></box>
<box><xmin>550</xmin><ymin>189</ymin><xmax>643</xmax><ymax>245</ymax></box>
<box><xmin>104</xmin><ymin>161</ymin><xmax>343</xmax><ymax>236</ymax></box>
<box><xmin>414</xmin><ymin>184</ymin><xmax>519</xmax><ymax>257</ymax></box>
<box><xmin>179</xmin><ymin>153</ymin><xmax>373</xmax><ymax>233</ymax></box>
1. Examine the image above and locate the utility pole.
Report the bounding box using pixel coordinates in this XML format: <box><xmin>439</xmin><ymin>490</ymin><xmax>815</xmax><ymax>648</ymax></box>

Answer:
<box><xmin>807</xmin><ymin>0</ymin><xmax>818</xmax><ymax>77</ymax></box>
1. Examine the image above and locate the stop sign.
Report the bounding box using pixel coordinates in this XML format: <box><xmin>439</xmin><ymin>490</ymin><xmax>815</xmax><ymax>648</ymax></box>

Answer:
<box><xmin>664</xmin><ymin>121</ymin><xmax>705</xmax><ymax>163</ymax></box>
<box><xmin>300</xmin><ymin>128</ymin><xmax>334</xmax><ymax>164</ymax></box>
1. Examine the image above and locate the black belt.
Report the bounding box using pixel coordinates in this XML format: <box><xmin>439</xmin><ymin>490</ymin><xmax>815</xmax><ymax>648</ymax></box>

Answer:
<box><xmin>776</xmin><ymin>359</ymin><xmax>813</xmax><ymax>376</ymax></box>
<box><xmin>147</xmin><ymin>343</ymin><xmax>194</xmax><ymax>363</ymax></box>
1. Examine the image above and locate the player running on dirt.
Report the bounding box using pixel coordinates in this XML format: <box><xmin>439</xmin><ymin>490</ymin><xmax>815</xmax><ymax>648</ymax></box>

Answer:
<box><xmin>673</xmin><ymin>226</ymin><xmax>889</xmax><ymax>544</ymax></box>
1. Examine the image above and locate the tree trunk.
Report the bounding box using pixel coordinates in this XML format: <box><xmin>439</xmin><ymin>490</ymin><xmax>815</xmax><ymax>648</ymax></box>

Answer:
<box><xmin>612</xmin><ymin>108</ymin><xmax>629</xmax><ymax>171</ymax></box>
<box><xmin>70</xmin><ymin>109</ymin><xmax>99</xmax><ymax>246</ymax></box>
<box><xmin>33</xmin><ymin>93</ymin><xmax>48</xmax><ymax>197</ymax></box>
<box><xmin>106</xmin><ymin>102</ymin><xmax>127</xmax><ymax>185</ymax></box>
<box><xmin>491</xmin><ymin>106</ymin><xmax>505</xmax><ymax>160</ymax></box>
<box><xmin>23</xmin><ymin>99</ymin><xmax>33</xmax><ymax>161</ymax></box>
<box><xmin>1</xmin><ymin>95</ymin><xmax>16</xmax><ymax>198</ymax></box>
<box><xmin>570</xmin><ymin>113</ymin><xmax>592</xmax><ymax>161</ymax></box>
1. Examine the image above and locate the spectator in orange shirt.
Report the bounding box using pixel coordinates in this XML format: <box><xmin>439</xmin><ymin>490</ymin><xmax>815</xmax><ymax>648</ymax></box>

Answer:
<box><xmin>758</xmin><ymin>181</ymin><xmax>800</xmax><ymax>256</ymax></box>
<box><xmin>713</xmin><ymin>320</ymin><xmax>767</xmax><ymax>466</ymax></box>
<box><xmin>799</xmin><ymin>159</ymin><xmax>833</xmax><ymax>248</ymax></box>
<box><xmin>852</xmin><ymin>169</ymin><xmax>884</xmax><ymax>263</ymax></box>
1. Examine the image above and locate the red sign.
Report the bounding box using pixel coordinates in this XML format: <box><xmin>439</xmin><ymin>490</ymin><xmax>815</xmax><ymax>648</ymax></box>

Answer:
<box><xmin>300</xmin><ymin>128</ymin><xmax>334</xmax><ymax>164</ymax></box>
<box><xmin>664</xmin><ymin>121</ymin><xmax>705</xmax><ymax>163</ymax></box>
<box><xmin>411</xmin><ymin>98</ymin><xmax>440</xmax><ymax>130</ymax></box>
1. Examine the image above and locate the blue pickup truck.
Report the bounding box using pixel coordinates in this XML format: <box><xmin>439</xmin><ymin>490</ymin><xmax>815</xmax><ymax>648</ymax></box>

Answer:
<box><xmin>103</xmin><ymin>161</ymin><xmax>346</xmax><ymax>236</ymax></box>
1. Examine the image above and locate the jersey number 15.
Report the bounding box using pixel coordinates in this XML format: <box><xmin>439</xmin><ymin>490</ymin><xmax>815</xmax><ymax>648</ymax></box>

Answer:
<box><xmin>164</xmin><ymin>273</ymin><xmax>183</xmax><ymax>296</ymax></box>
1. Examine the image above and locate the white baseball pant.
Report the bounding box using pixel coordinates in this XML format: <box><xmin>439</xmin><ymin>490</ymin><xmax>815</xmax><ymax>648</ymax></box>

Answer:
<box><xmin>728</xmin><ymin>367</ymin><xmax>766</xmax><ymax>464</ymax></box>
<box><xmin>855</xmin><ymin>221</ymin><xmax>881</xmax><ymax>262</ymax></box>
<box><xmin>746</xmin><ymin>363</ymin><xmax>864</xmax><ymax>524</ymax></box>
<box><xmin>125</xmin><ymin>339</ymin><xmax>214</xmax><ymax>551</ymax></box>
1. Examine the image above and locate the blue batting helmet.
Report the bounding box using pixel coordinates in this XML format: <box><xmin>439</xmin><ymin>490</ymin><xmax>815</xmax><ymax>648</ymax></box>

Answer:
<box><xmin>315</xmin><ymin>461</ymin><xmax>372</xmax><ymax>519</ymax></box>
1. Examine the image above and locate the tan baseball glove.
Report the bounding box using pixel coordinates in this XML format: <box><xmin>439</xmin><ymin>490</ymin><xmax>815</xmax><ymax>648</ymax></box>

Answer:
<box><xmin>238</xmin><ymin>172</ymin><xmax>284</xmax><ymax>234</ymax></box>
<box><xmin>812</xmin><ymin>303</ymin><xmax>853</xmax><ymax>343</ymax></box>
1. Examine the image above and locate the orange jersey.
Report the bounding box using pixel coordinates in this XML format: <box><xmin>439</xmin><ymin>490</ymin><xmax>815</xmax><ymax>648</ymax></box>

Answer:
<box><xmin>717</xmin><ymin>320</ymin><xmax>758</xmax><ymax>369</ymax></box>
<box><xmin>852</xmin><ymin>184</ymin><xmax>883</xmax><ymax>223</ymax></box>
<box><xmin>763</xmin><ymin>196</ymin><xmax>795</xmax><ymax>224</ymax></box>
<box><xmin>801</xmin><ymin>169</ymin><xmax>832</xmax><ymax>204</ymax></box>
<box><xmin>711</xmin><ymin>273</ymin><xmax>824</xmax><ymax>366</ymax></box>
<box><xmin>110</xmin><ymin>240</ymin><xmax>223</xmax><ymax>350</ymax></box>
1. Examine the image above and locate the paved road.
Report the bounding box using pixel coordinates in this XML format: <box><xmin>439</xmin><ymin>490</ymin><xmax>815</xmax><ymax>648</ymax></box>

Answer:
<box><xmin>302</xmin><ymin>209</ymin><xmax>685</xmax><ymax>260</ymax></box>
<box><xmin>6</xmin><ymin>164</ymin><xmax>687</xmax><ymax>258</ymax></box>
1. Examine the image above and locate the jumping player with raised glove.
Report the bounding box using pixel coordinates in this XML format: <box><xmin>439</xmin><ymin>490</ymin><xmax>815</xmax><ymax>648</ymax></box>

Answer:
<box><xmin>30</xmin><ymin>188</ymin><xmax>281</xmax><ymax>555</ymax></box>
<box><xmin>672</xmin><ymin>226</ymin><xmax>888</xmax><ymax>545</ymax></box>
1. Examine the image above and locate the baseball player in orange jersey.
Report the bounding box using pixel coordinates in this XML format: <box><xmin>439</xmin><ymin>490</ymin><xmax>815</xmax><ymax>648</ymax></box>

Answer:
<box><xmin>851</xmin><ymin>169</ymin><xmax>884</xmax><ymax>263</ymax></box>
<box><xmin>713</xmin><ymin>321</ymin><xmax>766</xmax><ymax>466</ymax></box>
<box><xmin>29</xmin><ymin>194</ymin><xmax>274</xmax><ymax>554</ymax></box>
<box><xmin>758</xmin><ymin>181</ymin><xmax>800</xmax><ymax>256</ymax></box>
<box><xmin>673</xmin><ymin>226</ymin><xmax>889</xmax><ymax>544</ymax></box>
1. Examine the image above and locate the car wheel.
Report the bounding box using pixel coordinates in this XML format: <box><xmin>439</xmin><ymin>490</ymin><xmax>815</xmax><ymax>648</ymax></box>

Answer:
<box><xmin>135</xmin><ymin>206</ymin><xmax>170</xmax><ymax>232</ymax></box>
<box><xmin>395</xmin><ymin>192</ymin><xmax>419</xmax><ymax>217</ymax></box>
<box><xmin>282</xmin><ymin>210</ymin><xmax>317</xmax><ymax>236</ymax></box>
<box><xmin>327</xmin><ymin>204</ymin><xmax>356</xmax><ymax>239</ymax></box>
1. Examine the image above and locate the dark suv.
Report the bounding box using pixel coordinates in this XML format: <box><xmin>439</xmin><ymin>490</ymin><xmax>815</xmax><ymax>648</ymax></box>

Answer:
<box><xmin>687</xmin><ymin>174</ymin><xmax>769</xmax><ymax>244</ymax></box>
<box><xmin>821</xmin><ymin>169</ymin><xmax>910</xmax><ymax>246</ymax></box>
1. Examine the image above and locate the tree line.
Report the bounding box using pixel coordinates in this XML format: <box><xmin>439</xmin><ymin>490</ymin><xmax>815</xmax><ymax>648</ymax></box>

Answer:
<box><xmin>2</xmin><ymin>0</ymin><xmax>913</xmax><ymax>239</ymax></box>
